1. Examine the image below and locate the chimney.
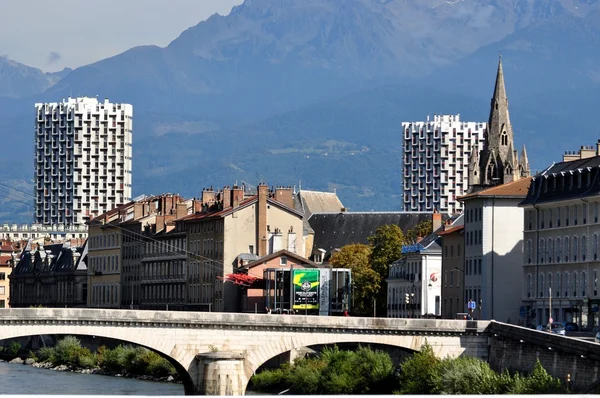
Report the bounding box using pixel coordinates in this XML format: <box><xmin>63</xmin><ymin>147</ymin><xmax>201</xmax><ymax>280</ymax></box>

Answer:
<box><xmin>232</xmin><ymin>185</ymin><xmax>244</xmax><ymax>208</ymax></box>
<box><xmin>223</xmin><ymin>186</ymin><xmax>231</xmax><ymax>209</ymax></box>
<box><xmin>202</xmin><ymin>187</ymin><xmax>216</xmax><ymax>207</ymax></box>
<box><xmin>134</xmin><ymin>202</ymin><xmax>145</xmax><ymax>220</ymax></box>
<box><xmin>257</xmin><ymin>183</ymin><xmax>268</xmax><ymax>256</ymax></box>
<box><xmin>176</xmin><ymin>202</ymin><xmax>188</xmax><ymax>219</ymax></box>
<box><xmin>274</xmin><ymin>186</ymin><xmax>294</xmax><ymax>208</ymax></box>
<box><xmin>193</xmin><ymin>198</ymin><xmax>202</xmax><ymax>213</ymax></box>
<box><xmin>432</xmin><ymin>210</ymin><xmax>442</xmax><ymax>232</ymax></box>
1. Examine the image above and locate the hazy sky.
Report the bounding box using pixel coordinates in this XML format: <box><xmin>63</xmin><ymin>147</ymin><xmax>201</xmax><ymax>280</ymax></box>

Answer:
<box><xmin>0</xmin><ymin>0</ymin><xmax>243</xmax><ymax>72</ymax></box>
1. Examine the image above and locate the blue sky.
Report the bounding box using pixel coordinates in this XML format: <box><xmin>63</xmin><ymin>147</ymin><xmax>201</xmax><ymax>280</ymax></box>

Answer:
<box><xmin>0</xmin><ymin>0</ymin><xmax>243</xmax><ymax>72</ymax></box>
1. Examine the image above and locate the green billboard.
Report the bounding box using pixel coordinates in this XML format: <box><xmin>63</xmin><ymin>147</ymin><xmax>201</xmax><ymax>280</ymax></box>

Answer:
<box><xmin>292</xmin><ymin>269</ymin><xmax>320</xmax><ymax>310</ymax></box>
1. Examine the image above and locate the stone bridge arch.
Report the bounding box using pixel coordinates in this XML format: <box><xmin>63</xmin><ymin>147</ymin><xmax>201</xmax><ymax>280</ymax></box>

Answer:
<box><xmin>0</xmin><ymin>308</ymin><xmax>491</xmax><ymax>395</ymax></box>
<box><xmin>242</xmin><ymin>330</ymin><xmax>489</xmax><ymax>394</ymax></box>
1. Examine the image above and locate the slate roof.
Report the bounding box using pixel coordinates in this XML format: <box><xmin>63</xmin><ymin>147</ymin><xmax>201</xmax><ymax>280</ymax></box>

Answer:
<box><xmin>12</xmin><ymin>243</ymin><xmax>85</xmax><ymax>276</ymax></box>
<box><xmin>296</xmin><ymin>190</ymin><xmax>344</xmax><ymax>218</ymax></box>
<box><xmin>520</xmin><ymin>156</ymin><xmax>600</xmax><ymax>206</ymax></box>
<box><xmin>308</xmin><ymin>212</ymin><xmax>447</xmax><ymax>259</ymax></box>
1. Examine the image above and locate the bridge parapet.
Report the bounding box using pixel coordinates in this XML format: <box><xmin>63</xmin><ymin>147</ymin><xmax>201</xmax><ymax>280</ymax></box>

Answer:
<box><xmin>0</xmin><ymin>308</ymin><xmax>490</xmax><ymax>336</ymax></box>
<box><xmin>487</xmin><ymin>321</ymin><xmax>600</xmax><ymax>391</ymax></box>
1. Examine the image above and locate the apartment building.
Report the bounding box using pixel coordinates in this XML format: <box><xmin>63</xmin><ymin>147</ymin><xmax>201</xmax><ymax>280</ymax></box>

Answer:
<box><xmin>520</xmin><ymin>148</ymin><xmax>600</xmax><ymax>330</ymax></box>
<box><xmin>86</xmin><ymin>194</ymin><xmax>189</xmax><ymax>309</ymax></box>
<box><xmin>439</xmin><ymin>217</ymin><xmax>465</xmax><ymax>319</ymax></box>
<box><xmin>459</xmin><ymin>177</ymin><xmax>531</xmax><ymax>323</ymax></box>
<box><xmin>0</xmin><ymin>224</ymin><xmax>87</xmax><ymax>241</ymax></box>
<box><xmin>180</xmin><ymin>184</ymin><xmax>304</xmax><ymax>312</ymax></box>
<box><xmin>34</xmin><ymin>97</ymin><xmax>132</xmax><ymax>225</ymax></box>
<box><xmin>387</xmin><ymin>212</ymin><xmax>446</xmax><ymax>318</ymax></box>
<box><xmin>402</xmin><ymin>114</ymin><xmax>486</xmax><ymax>214</ymax></box>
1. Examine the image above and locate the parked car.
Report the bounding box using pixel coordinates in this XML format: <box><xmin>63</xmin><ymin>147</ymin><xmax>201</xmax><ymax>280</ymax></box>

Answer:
<box><xmin>536</xmin><ymin>324</ymin><xmax>546</xmax><ymax>331</ymax></box>
<box><xmin>595</xmin><ymin>332</ymin><xmax>600</xmax><ymax>344</ymax></box>
<box><xmin>564</xmin><ymin>322</ymin><xmax>579</xmax><ymax>332</ymax></box>
<box><xmin>550</xmin><ymin>322</ymin><xmax>566</xmax><ymax>336</ymax></box>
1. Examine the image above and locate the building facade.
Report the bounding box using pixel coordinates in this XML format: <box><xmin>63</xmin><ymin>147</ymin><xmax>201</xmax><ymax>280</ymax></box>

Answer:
<box><xmin>459</xmin><ymin>177</ymin><xmax>531</xmax><ymax>323</ymax></box>
<box><xmin>9</xmin><ymin>242</ymin><xmax>87</xmax><ymax>308</ymax></box>
<box><xmin>402</xmin><ymin>114</ymin><xmax>486</xmax><ymax>214</ymax></box>
<box><xmin>180</xmin><ymin>184</ymin><xmax>304</xmax><ymax>313</ymax></box>
<box><xmin>439</xmin><ymin>217</ymin><xmax>465</xmax><ymax>319</ymax></box>
<box><xmin>0</xmin><ymin>224</ymin><xmax>87</xmax><ymax>241</ymax></box>
<box><xmin>34</xmin><ymin>97</ymin><xmax>132</xmax><ymax>225</ymax></box>
<box><xmin>387</xmin><ymin>213</ymin><xmax>447</xmax><ymax>318</ymax></box>
<box><xmin>467</xmin><ymin>56</ymin><xmax>530</xmax><ymax>193</ymax></box>
<box><xmin>520</xmin><ymin>153</ymin><xmax>600</xmax><ymax>330</ymax></box>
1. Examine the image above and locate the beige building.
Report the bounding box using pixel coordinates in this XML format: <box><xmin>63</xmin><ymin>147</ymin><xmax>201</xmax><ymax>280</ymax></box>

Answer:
<box><xmin>180</xmin><ymin>184</ymin><xmax>304</xmax><ymax>312</ymax></box>
<box><xmin>439</xmin><ymin>218</ymin><xmax>465</xmax><ymax>319</ymax></box>
<box><xmin>521</xmin><ymin>147</ymin><xmax>600</xmax><ymax>330</ymax></box>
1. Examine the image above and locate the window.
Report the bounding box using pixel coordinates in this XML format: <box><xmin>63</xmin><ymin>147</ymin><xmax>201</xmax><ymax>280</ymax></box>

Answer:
<box><xmin>0</xmin><ymin>286</ymin><xmax>4</xmax><ymax>295</ymax></box>
<box><xmin>0</xmin><ymin>272</ymin><xmax>5</xmax><ymax>280</ymax></box>
<box><xmin>556</xmin><ymin>237</ymin><xmax>561</xmax><ymax>263</ymax></box>
<box><xmin>557</xmin><ymin>207</ymin><xmax>561</xmax><ymax>227</ymax></box>
<box><xmin>556</xmin><ymin>273</ymin><xmax>561</xmax><ymax>298</ymax></box>
<box><xmin>594</xmin><ymin>271</ymin><xmax>598</xmax><ymax>296</ymax></box>
<box><xmin>565</xmin><ymin>237</ymin><xmax>570</xmax><ymax>262</ymax></box>
<box><xmin>526</xmin><ymin>239</ymin><xmax>532</xmax><ymax>264</ymax></box>
<box><xmin>573</xmin><ymin>236</ymin><xmax>579</xmax><ymax>261</ymax></box>
<box><xmin>548</xmin><ymin>273</ymin><xmax>552</xmax><ymax>296</ymax></box>
<box><xmin>527</xmin><ymin>274</ymin><xmax>532</xmax><ymax>298</ymax></box>
<box><xmin>539</xmin><ymin>274</ymin><xmax>545</xmax><ymax>298</ymax></box>
<box><xmin>248</xmin><ymin>245</ymin><xmax>254</xmax><ymax>254</ymax></box>
<box><xmin>581</xmin><ymin>272</ymin><xmax>587</xmax><ymax>296</ymax></box>
<box><xmin>573</xmin><ymin>272</ymin><xmax>578</xmax><ymax>297</ymax></box>
<box><xmin>564</xmin><ymin>272</ymin><xmax>569</xmax><ymax>297</ymax></box>
<box><xmin>280</xmin><ymin>256</ymin><xmax>288</xmax><ymax>266</ymax></box>
<box><xmin>582</xmin><ymin>236</ymin><xmax>587</xmax><ymax>261</ymax></box>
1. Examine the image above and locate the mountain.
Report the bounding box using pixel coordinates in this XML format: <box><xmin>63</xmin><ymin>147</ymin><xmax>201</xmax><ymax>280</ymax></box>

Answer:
<box><xmin>0</xmin><ymin>57</ymin><xmax>60</xmax><ymax>98</ymax></box>
<box><xmin>0</xmin><ymin>0</ymin><xmax>600</xmax><ymax>218</ymax></box>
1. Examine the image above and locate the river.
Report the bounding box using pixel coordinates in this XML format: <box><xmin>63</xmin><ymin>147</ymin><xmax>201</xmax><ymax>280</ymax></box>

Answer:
<box><xmin>0</xmin><ymin>361</ymin><xmax>184</xmax><ymax>395</ymax></box>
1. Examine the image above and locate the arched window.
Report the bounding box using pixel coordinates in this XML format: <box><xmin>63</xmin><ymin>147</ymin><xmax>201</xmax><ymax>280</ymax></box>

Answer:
<box><xmin>501</xmin><ymin>132</ymin><xmax>508</xmax><ymax>146</ymax></box>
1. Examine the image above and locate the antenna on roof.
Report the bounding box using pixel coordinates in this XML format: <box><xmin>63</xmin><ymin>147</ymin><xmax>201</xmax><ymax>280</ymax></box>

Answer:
<box><xmin>298</xmin><ymin>179</ymin><xmax>302</xmax><ymax>191</ymax></box>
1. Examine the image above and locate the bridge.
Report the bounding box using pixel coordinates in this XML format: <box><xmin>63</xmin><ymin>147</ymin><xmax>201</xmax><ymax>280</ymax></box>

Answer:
<box><xmin>0</xmin><ymin>309</ymin><xmax>598</xmax><ymax>395</ymax></box>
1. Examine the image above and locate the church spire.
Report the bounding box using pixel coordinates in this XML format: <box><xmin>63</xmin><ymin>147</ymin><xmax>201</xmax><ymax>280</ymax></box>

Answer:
<box><xmin>486</xmin><ymin>55</ymin><xmax>514</xmax><ymax>165</ymax></box>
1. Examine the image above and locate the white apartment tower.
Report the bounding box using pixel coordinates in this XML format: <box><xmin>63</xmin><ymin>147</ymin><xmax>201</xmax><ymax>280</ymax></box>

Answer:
<box><xmin>402</xmin><ymin>114</ymin><xmax>486</xmax><ymax>214</ymax></box>
<box><xmin>34</xmin><ymin>97</ymin><xmax>133</xmax><ymax>226</ymax></box>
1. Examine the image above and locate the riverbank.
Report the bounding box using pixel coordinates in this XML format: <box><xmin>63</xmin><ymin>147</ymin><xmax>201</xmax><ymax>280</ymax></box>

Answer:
<box><xmin>1</xmin><ymin>356</ymin><xmax>180</xmax><ymax>383</ymax></box>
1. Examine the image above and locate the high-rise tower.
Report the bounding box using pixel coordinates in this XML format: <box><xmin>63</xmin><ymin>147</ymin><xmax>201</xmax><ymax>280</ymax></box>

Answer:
<box><xmin>34</xmin><ymin>97</ymin><xmax>133</xmax><ymax>225</ymax></box>
<box><xmin>402</xmin><ymin>114</ymin><xmax>487</xmax><ymax>214</ymax></box>
<box><xmin>468</xmin><ymin>56</ymin><xmax>530</xmax><ymax>192</ymax></box>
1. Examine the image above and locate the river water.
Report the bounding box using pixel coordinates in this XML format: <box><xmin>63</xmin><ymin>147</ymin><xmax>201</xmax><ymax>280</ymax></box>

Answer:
<box><xmin>0</xmin><ymin>361</ymin><xmax>184</xmax><ymax>395</ymax></box>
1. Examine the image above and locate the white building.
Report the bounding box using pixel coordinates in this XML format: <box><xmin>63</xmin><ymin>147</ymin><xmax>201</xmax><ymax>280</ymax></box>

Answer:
<box><xmin>387</xmin><ymin>213</ymin><xmax>447</xmax><ymax>318</ymax></box>
<box><xmin>402</xmin><ymin>114</ymin><xmax>486</xmax><ymax>214</ymax></box>
<box><xmin>34</xmin><ymin>97</ymin><xmax>133</xmax><ymax>226</ymax></box>
<box><xmin>0</xmin><ymin>223</ymin><xmax>87</xmax><ymax>241</ymax></box>
<box><xmin>520</xmin><ymin>148</ymin><xmax>600</xmax><ymax>330</ymax></box>
<box><xmin>459</xmin><ymin>177</ymin><xmax>531</xmax><ymax>323</ymax></box>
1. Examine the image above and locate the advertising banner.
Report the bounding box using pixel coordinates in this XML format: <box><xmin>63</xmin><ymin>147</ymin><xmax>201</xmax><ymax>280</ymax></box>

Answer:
<box><xmin>292</xmin><ymin>269</ymin><xmax>320</xmax><ymax>310</ymax></box>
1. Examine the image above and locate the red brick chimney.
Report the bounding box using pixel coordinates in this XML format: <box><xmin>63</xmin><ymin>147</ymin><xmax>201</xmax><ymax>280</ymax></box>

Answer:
<box><xmin>202</xmin><ymin>187</ymin><xmax>215</xmax><ymax>207</ymax></box>
<box><xmin>231</xmin><ymin>185</ymin><xmax>244</xmax><ymax>208</ymax></box>
<box><xmin>257</xmin><ymin>183</ymin><xmax>268</xmax><ymax>256</ymax></box>
<box><xmin>176</xmin><ymin>202</ymin><xmax>188</xmax><ymax>219</ymax></box>
<box><xmin>222</xmin><ymin>186</ymin><xmax>231</xmax><ymax>208</ymax></box>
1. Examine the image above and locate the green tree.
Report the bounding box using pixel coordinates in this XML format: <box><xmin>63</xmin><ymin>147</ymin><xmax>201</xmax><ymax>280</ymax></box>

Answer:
<box><xmin>368</xmin><ymin>225</ymin><xmax>405</xmax><ymax>315</ymax></box>
<box><xmin>329</xmin><ymin>244</ymin><xmax>380</xmax><ymax>316</ymax></box>
<box><xmin>405</xmin><ymin>220</ymin><xmax>433</xmax><ymax>244</ymax></box>
<box><xmin>432</xmin><ymin>355</ymin><xmax>499</xmax><ymax>394</ymax></box>
<box><xmin>397</xmin><ymin>342</ymin><xmax>440</xmax><ymax>394</ymax></box>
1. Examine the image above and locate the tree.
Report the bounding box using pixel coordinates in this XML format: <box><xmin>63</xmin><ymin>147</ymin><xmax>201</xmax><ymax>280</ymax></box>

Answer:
<box><xmin>367</xmin><ymin>225</ymin><xmax>405</xmax><ymax>315</ymax></box>
<box><xmin>397</xmin><ymin>342</ymin><xmax>440</xmax><ymax>394</ymax></box>
<box><xmin>405</xmin><ymin>220</ymin><xmax>433</xmax><ymax>244</ymax></box>
<box><xmin>329</xmin><ymin>244</ymin><xmax>381</xmax><ymax>317</ymax></box>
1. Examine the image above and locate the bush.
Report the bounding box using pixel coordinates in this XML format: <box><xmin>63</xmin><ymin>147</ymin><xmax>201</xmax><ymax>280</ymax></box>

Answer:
<box><xmin>8</xmin><ymin>341</ymin><xmax>21</xmax><ymax>357</ymax></box>
<box><xmin>250</xmin><ymin>345</ymin><xmax>396</xmax><ymax>395</ymax></box>
<box><xmin>432</xmin><ymin>355</ymin><xmax>499</xmax><ymax>394</ymax></box>
<box><xmin>397</xmin><ymin>341</ymin><xmax>440</xmax><ymax>394</ymax></box>
<box><xmin>52</xmin><ymin>336</ymin><xmax>96</xmax><ymax>368</ymax></box>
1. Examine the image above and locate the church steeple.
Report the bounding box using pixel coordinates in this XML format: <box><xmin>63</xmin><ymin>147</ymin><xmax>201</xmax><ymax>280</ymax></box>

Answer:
<box><xmin>486</xmin><ymin>55</ymin><xmax>514</xmax><ymax>162</ymax></box>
